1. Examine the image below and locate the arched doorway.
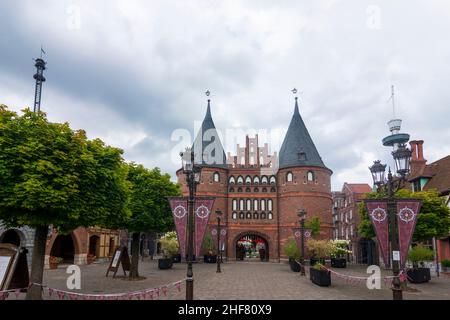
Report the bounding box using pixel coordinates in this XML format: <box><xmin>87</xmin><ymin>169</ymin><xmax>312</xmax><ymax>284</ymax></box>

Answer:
<box><xmin>0</xmin><ymin>229</ymin><xmax>21</xmax><ymax>246</ymax></box>
<box><xmin>235</xmin><ymin>234</ymin><xmax>269</xmax><ymax>261</ymax></box>
<box><xmin>50</xmin><ymin>234</ymin><xmax>75</xmax><ymax>263</ymax></box>
<box><xmin>358</xmin><ymin>238</ymin><xmax>377</xmax><ymax>265</ymax></box>
<box><xmin>89</xmin><ymin>235</ymin><xmax>100</xmax><ymax>257</ymax></box>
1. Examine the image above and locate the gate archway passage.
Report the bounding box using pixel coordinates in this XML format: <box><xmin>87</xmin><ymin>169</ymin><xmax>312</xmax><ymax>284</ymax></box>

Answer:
<box><xmin>235</xmin><ymin>233</ymin><xmax>269</xmax><ymax>262</ymax></box>
<box><xmin>0</xmin><ymin>229</ymin><xmax>22</xmax><ymax>246</ymax></box>
<box><xmin>50</xmin><ymin>234</ymin><xmax>75</xmax><ymax>264</ymax></box>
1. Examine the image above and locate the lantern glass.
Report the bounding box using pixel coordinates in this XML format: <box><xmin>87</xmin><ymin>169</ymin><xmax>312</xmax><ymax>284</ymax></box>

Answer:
<box><xmin>298</xmin><ymin>209</ymin><xmax>307</xmax><ymax>221</ymax></box>
<box><xmin>181</xmin><ymin>148</ymin><xmax>193</xmax><ymax>172</ymax></box>
<box><xmin>392</xmin><ymin>144</ymin><xmax>412</xmax><ymax>176</ymax></box>
<box><xmin>369</xmin><ymin>160</ymin><xmax>386</xmax><ymax>186</ymax></box>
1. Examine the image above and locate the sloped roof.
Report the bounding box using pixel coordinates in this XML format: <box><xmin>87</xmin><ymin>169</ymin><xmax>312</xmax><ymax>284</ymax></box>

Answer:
<box><xmin>344</xmin><ymin>183</ymin><xmax>372</xmax><ymax>194</ymax></box>
<box><xmin>279</xmin><ymin>99</ymin><xmax>328</xmax><ymax>170</ymax></box>
<box><xmin>422</xmin><ymin>155</ymin><xmax>450</xmax><ymax>194</ymax></box>
<box><xmin>192</xmin><ymin>100</ymin><xmax>227</xmax><ymax>168</ymax></box>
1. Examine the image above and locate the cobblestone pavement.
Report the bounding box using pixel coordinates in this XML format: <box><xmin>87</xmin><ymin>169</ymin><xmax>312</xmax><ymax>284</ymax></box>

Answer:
<box><xmin>5</xmin><ymin>260</ymin><xmax>450</xmax><ymax>300</ymax></box>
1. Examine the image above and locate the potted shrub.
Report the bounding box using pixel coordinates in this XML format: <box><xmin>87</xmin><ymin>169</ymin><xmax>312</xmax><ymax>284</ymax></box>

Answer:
<box><xmin>310</xmin><ymin>263</ymin><xmax>331</xmax><ymax>287</ymax></box>
<box><xmin>308</xmin><ymin>239</ymin><xmax>334</xmax><ymax>267</ymax></box>
<box><xmin>330</xmin><ymin>240</ymin><xmax>351</xmax><ymax>268</ymax></box>
<box><xmin>283</xmin><ymin>239</ymin><xmax>301</xmax><ymax>272</ymax></box>
<box><xmin>49</xmin><ymin>256</ymin><xmax>63</xmax><ymax>269</ymax></box>
<box><xmin>407</xmin><ymin>245</ymin><xmax>434</xmax><ymax>283</ymax></box>
<box><xmin>158</xmin><ymin>232</ymin><xmax>179</xmax><ymax>270</ymax></box>
<box><xmin>441</xmin><ymin>259</ymin><xmax>450</xmax><ymax>273</ymax></box>
<box><xmin>203</xmin><ymin>234</ymin><xmax>217</xmax><ymax>264</ymax></box>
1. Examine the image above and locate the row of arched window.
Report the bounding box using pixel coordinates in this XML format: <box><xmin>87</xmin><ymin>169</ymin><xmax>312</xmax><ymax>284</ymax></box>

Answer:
<box><xmin>232</xmin><ymin>199</ymin><xmax>273</xmax><ymax>211</ymax></box>
<box><xmin>229</xmin><ymin>187</ymin><xmax>276</xmax><ymax>193</ymax></box>
<box><xmin>231</xmin><ymin>212</ymin><xmax>274</xmax><ymax>220</ymax></box>
<box><xmin>229</xmin><ymin>175</ymin><xmax>276</xmax><ymax>185</ymax></box>
<box><xmin>211</xmin><ymin>171</ymin><xmax>316</xmax><ymax>184</ymax></box>
<box><xmin>285</xmin><ymin>171</ymin><xmax>315</xmax><ymax>183</ymax></box>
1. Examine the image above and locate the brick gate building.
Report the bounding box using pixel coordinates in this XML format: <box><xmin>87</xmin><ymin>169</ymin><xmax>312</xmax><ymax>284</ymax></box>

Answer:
<box><xmin>177</xmin><ymin>98</ymin><xmax>333</xmax><ymax>261</ymax></box>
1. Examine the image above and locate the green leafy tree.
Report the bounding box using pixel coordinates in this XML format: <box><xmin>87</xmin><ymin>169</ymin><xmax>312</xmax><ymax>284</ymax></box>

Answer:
<box><xmin>124</xmin><ymin>163</ymin><xmax>180</xmax><ymax>278</ymax></box>
<box><xmin>358</xmin><ymin>189</ymin><xmax>450</xmax><ymax>242</ymax></box>
<box><xmin>0</xmin><ymin>106</ymin><xmax>130</xmax><ymax>299</ymax></box>
<box><xmin>305</xmin><ymin>217</ymin><xmax>321</xmax><ymax>237</ymax></box>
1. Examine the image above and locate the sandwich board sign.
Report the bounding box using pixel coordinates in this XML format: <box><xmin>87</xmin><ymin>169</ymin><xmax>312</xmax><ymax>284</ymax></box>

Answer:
<box><xmin>106</xmin><ymin>246</ymin><xmax>130</xmax><ymax>278</ymax></box>
<box><xmin>0</xmin><ymin>244</ymin><xmax>29</xmax><ymax>291</ymax></box>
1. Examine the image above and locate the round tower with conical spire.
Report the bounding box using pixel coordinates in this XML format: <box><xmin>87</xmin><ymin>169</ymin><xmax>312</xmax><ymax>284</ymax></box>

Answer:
<box><xmin>176</xmin><ymin>98</ymin><xmax>229</xmax><ymax>254</ymax></box>
<box><xmin>277</xmin><ymin>97</ymin><xmax>333</xmax><ymax>255</ymax></box>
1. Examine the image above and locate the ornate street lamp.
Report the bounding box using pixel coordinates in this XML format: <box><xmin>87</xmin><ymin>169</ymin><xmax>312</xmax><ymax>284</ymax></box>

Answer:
<box><xmin>180</xmin><ymin>147</ymin><xmax>202</xmax><ymax>300</ymax></box>
<box><xmin>392</xmin><ymin>144</ymin><xmax>412</xmax><ymax>178</ymax></box>
<box><xmin>369</xmin><ymin>160</ymin><xmax>387</xmax><ymax>188</ymax></box>
<box><xmin>216</xmin><ymin>210</ymin><xmax>222</xmax><ymax>273</ymax></box>
<box><xmin>369</xmin><ymin>146</ymin><xmax>412</xmax><ymax>301</ymax></box>
<box><xmin>297</xmin><ymin>209</ymin><xmax>307</xmax><ymax>276</ymax></box>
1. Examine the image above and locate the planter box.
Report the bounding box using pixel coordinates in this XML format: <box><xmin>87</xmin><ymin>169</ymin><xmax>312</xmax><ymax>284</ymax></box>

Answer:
<box><xmin>289</xmin><ymin>259</ymin><xmax>301</xmax><ymax>272</ymax></box>
<box><xmin>310</xmin><ymin>258</ymin><xmax>325</xmax><ymax>266</ymax></box>
<box><xmin>310</xmin><ymin>268</ymin><xmax>331</xmax><ymax>287</ymax></box>
<box><xmin>407</xmin><ymin>268</ymin><xmax>431</xmax><ymax>283</ymax></box>
<box><xmin>204</xmin><ymin>255</ymin><xmax>217</xmax><ymax>264</ymax></box>
<box><xmin>158</xmin><ymin>258</ymin><xmax>173</xmax><ymax>270</ymax></box>
<box><xmin>331</xmin><ymin>258</ymin><xmax>347</xmax><ymax>268</ymax></box>
<box><xmin>172</xmin><ymin>254</ymin><xmax>181</xmax><ymax>263</ymax></box>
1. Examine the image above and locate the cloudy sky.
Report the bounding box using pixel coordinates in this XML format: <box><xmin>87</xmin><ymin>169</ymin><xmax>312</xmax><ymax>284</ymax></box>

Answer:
<box><xmin>1</xmin><ymin>0</ymin><xmax>450</xmax><ymax>191</ymax></box>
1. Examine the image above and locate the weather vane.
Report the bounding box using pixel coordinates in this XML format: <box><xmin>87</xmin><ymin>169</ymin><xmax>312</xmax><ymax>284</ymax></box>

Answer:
<box><xmin>292</xmin><ymin>88</ymin><xmax>298</xmax><ymax>95</ymax></box>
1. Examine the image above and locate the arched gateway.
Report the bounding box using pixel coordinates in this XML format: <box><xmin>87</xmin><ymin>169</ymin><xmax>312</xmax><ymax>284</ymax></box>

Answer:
<box><xmin>234</xmin><ymin>232</ymin><xmax>269</xmax><ymax>262</ymax></box>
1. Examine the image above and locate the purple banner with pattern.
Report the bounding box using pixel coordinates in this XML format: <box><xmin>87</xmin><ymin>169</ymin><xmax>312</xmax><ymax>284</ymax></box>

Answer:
<box><xmin>168</xmin><ymin>197</ymin><xmax>188</xmax><ymax>258</ymax></box>
<box><xmin>365</xmin><ymin>200</ymin><xmax>390</xmax><ymax>267</ymax></box>
<box><xmin>211</xmin><ymin>227</ymin><xmax>227</xmax><ymax>251</ymax></box>
<box><xmin>397</xmin><ymin>200</ymin><xmax>422</xmax><ymax>268</ymax></box>
<box><xmin>292</xmin><ymin>228</ymin><xmax>312</xmax><ymax>255</ymax></box>
<box><xmin>194</xmin><ymin>198</ymin><xmax>215</xmax><ymax>257</ymax></box>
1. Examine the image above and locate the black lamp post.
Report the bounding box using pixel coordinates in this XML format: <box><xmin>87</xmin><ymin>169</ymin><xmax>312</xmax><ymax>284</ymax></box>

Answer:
<box><xmin>216</xmin><ymin>210</ymin><xmax>222</xmax><ymax>273</ymax></box>
<box><xmin>369</xmin><ymin>143</ymin><xmax>412</xmax><ymax>301</ymax></box>
<box><xmin>181</xmin><ymin>147</ymin><xmax>202</xmax><ymax>301</ymax></box>
<box><xmin>298</xmin><ymin>209</ymin><xmax>307</xmax><ymax>276</ymax></box>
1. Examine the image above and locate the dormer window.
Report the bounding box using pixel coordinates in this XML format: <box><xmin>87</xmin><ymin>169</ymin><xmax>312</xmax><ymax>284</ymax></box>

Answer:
<box><xmin>298</xmin><ymin>153</ymin><xmax>306</xmax><ymax>161</ymax></box>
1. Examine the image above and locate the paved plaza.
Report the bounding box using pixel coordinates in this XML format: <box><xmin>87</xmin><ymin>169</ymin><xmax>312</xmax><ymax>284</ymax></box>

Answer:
<box><xmin>6</xmin><ymin>260</ymin><xmax>450</xmax><ymax>300</ymax></box>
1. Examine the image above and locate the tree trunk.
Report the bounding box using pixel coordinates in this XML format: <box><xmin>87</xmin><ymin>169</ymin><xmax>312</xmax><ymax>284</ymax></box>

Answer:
<box><xmin>26</xmin><ymin>225</ymin><xmax>48</xmax><ymax>300</ymax></box>
<box><xmin>129</xmin><ymin>232</ymin><xmax>140</xmax><ymax>279</ymax></box>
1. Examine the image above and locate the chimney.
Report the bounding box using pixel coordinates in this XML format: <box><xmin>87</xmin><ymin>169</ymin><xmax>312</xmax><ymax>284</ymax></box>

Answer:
<box><xmin>409</xmin><ymin>140</ymin><xmax>427</xmax><ymax>176</ymax></box>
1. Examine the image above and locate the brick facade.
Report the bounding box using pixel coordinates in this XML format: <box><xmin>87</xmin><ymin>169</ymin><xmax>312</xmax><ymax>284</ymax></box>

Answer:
<box><xmin>176</xmin><ymin>99</ymin><xmax>333</xmax><ymax>262</ymax></box>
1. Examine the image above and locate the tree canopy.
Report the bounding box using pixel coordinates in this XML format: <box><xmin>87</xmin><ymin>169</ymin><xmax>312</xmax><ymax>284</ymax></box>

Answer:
<box><xmin>358</xmin><ymin>189</ymin><xmax>450</xmax><ymax>242</ymax></box>
<box><xmin>125</xmin><ymin>163</ymin><xmax>180</xmax><ymax>233</ymax></box>
<box><xmin>0</xmin><ymin>106</ymin><xmax>131</xmax><ymax>231</ymax></box>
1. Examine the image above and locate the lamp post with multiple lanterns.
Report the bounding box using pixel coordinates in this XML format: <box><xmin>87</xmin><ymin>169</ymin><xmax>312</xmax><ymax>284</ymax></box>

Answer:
<box><xmin>297</xmin><ymin>209</ymin><xmax>307</xmax><ymax>276</ymax></box>
<box><xmin>180</xmin><ymin>147</ymin><xmax>202</xmax><ymax>301</ymax></box>
<box><xmin>216</xmin><ymin>210</ymin><xmax>222</xmax><ymax>273</ymax></box>
<box><xmin>369</xmin><ymin>142</ymin><xmax>412</xmax><ymax>300</ymax></box>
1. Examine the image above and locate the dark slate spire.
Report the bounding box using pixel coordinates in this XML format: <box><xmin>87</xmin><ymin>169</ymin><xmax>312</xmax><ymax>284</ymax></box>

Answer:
<box><xmin>192</xmin><ymin>99</ymin><xmax>227</xmax><ymax>168</ymax></box>
<box><xmin>279</xmin><ymin>98</ymin><xmax>327</xmax><ymax>170</ymax></box>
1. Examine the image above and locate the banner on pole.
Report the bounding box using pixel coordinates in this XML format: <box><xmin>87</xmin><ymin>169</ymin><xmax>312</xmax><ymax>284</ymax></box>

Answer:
<box><xmin>168</xmin><ymin>197</ymin><xmax>188</xmax><ymax>258</ymax></box>
<box><xmin>365</xmin><ymin>200</ymin><xmax>390</xmax><ymax>267</ymax></box>
<box><xmin>194</xmin><ymin>198</ymin><xmax>215</xmax><ymax>257</ymax></box>
<box><xmin>396</xmin><ymin>200</ymin><xmax>422</xmax><ymax>268</ymax></box>
<box><xmin>292</xmin><ymin>228</ymin><xmax>312</xmax><ymax>256</ymax></box>
<box><xmin>211</xmin><ymin>227</ymin><xmax>227</xmax><ymax>251</ymax></box>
